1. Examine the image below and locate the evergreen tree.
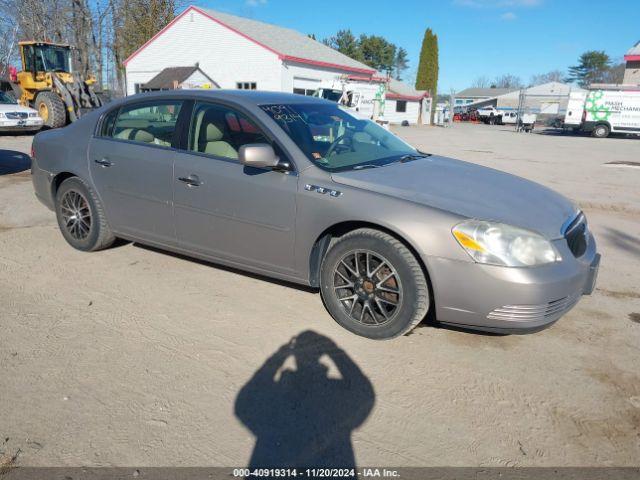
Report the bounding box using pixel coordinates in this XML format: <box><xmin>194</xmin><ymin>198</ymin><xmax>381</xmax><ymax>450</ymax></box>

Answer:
<box><xmin>566</xmin><ymin>51</ymin><xmax>611</xmax><ymax>88</ymax></box>
<box><xmin>415</xmin><ymin>28</ymin><xmax>438</xmax><ymax>120</ymax></box>
<box><xmin>358</xmin><ymin>34</ymin><xmax>396</xmax><ymax>73</ymax></box>
<box><xmin>394</xmin><ymin>47</ymin><xmax>408</xmax><ymax>80</ymax></box>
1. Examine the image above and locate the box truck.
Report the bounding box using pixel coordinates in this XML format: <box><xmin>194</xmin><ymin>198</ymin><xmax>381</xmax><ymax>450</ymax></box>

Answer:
<box><xmin>313</xmin><ymin>76</ymin><xmax>387</xmax><ymax>121</ymax></box>
<box><xmin>564</xmin><ymin>88</ymin><xmax>640</xmax><ymax>138</ymax></box>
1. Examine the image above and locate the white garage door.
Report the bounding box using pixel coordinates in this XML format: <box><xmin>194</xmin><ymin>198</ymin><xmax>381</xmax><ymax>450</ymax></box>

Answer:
<box><xmin>540</xmin><ymin>102</ymin><xmax>559</xmax><ymax>114</ymax></box>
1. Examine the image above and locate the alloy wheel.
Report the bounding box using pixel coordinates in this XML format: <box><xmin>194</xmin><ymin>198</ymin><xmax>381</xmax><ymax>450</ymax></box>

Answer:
<box><xmin>60</xmin><ymin>190</ymin><xmax>92</xmax><ymax>240</ymax></box>
<box><xmin>333</xmin><ymin>250</ymin><xmax>402</xmax><ymax>326</ymax></box>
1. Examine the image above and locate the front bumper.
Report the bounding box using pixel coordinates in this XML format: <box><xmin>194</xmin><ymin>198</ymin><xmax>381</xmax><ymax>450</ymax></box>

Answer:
<box><xmin>424</xmin><ymin>234</ymin><xmax>600</xmax><ymax>333</ymax></box>
<box><xmin>0</xmin><ymin>119</ymin><xmax>43</xmax><ymax>132</ymax></box>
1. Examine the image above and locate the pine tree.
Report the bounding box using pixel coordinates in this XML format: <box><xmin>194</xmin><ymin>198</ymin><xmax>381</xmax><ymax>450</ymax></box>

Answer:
<box><xmin>566</xmin><ymin>51</ymin><xmax>611</xmax><ymax>88</ymax></box>
<box><xmin>394</xmin><ymin>47</ymin><xmax>408</xmax><ymax>80</ymax></box>
<box><xmin>415</xmin><ymin>28</ymin><xmax>438</xmax><ymax>121</ymax></box>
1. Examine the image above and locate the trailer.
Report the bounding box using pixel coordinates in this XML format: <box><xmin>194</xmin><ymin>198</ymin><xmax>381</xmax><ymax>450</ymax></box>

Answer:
<box><xmin>564</xmin><ymin>87</ymin><xmax>640</xmax><ymax>138</ymax></box>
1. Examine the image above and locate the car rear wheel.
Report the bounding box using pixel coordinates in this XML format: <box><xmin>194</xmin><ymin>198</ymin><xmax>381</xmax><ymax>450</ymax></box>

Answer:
<box><xmin>320</xmin><ymin>228</ymin><xmax>430</xmax><ymax>339</ymax></box>
<box><xmin>55</xmin><ymin>177</ymin><xmax>115</xmax><ymax>251</ymax></box>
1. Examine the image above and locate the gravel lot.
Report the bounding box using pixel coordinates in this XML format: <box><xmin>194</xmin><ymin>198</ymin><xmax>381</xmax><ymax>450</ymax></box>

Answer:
<box><xmin>1</xmin><ymin>124</ymin><xmax>639</xmax><ymax>468</ymax></box>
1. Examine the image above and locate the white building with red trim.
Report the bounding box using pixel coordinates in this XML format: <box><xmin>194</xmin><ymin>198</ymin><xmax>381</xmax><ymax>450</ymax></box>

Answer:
<box><xmin>124</xmin><ymin>5</ymin><xmax>429</xmax><ymax>124</ymax></box>
<box><xmin>623</xmin><ymin>41</ymin><xmax>640</xmax><ymax>85</ymax></box>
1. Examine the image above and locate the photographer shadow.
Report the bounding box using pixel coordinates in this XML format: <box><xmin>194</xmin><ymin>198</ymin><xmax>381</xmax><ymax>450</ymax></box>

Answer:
<box><xmin>235</xmin><ymin>330</ymin><xmax>375</xmax><ymax>471</ymax></box>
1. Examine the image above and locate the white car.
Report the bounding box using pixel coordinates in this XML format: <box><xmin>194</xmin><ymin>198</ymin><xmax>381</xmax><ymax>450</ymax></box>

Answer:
<box><xmin>0</xmin><ymin>91</ymin><xmax>44</xmax><ymax>133</ymax></box>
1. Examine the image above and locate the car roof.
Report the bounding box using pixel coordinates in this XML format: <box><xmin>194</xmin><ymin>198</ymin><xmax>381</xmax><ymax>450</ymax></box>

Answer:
<box><xmin>118</xmin><ymin>89</ymin><xmax>334</xmax><ymax>108</ymax></box>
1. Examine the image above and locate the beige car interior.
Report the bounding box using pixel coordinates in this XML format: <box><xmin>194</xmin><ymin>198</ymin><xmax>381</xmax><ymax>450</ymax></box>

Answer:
<box><xmin>191</xmin><ymin>106</ymin><xmax>238</xmax><ymax>159</ymax></box>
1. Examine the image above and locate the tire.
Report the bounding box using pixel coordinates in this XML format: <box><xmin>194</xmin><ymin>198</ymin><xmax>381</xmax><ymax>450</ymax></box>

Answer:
<box><xmin>592</xmin><ymin>123</ymin><xmax>610</xmax><ymax>138</ymax></box>
<box><xmin>319</xmin><ymin>228</ymin><xmax>430</xmax><ymax>340</ymax></box>
<box><xmin>55</xmin><ymin>177</ymin><xmax>115</xmax><ymax>252</ymax></box>
<box><xmin>35</xmin><ymin>91</ymin><xmax>66</xmax><ymax>128</ymax></box>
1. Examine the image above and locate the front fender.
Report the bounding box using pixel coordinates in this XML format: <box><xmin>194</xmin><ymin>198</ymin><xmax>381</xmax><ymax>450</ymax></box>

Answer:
<box><xmin>294</xmin><ymin>172</ymin><xmax>470</xmax><ymax>283</ymax></box>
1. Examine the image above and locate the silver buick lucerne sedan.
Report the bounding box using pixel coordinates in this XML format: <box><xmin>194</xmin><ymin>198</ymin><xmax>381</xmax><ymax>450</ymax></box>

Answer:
<box><xmin>31</xmin><ymin>91</ymin><xmax>600</xmax><ymax>339</ymax></box>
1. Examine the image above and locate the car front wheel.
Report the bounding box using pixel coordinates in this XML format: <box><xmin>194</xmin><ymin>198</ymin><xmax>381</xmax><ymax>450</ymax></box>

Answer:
<box><xmin>55</xmin><ymin>177</ymin><xmax>115</xmax><ymax>251</ymax></box>
<box><xmin>320</xmin><ymin>228</ymin><xmax>430</xmax><ymax>340</ymax></box>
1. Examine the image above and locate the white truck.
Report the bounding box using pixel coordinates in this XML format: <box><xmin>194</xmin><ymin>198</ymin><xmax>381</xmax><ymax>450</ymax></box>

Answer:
<box><xmin>476</xmin><ymin>106</ymin><xmax>537</xmax><ymax>129</ymax></box>
<box><xmin>476</xmin><ymin>105</ymin><xmax>501</xmax><ymax>124</ymax></box>
<box><xmin>313</xmin><ymin>76</ymin><xmax>386</xmax><ymax>121</ymax></box>
<box><xmin>564</xmin><ymin>88</ymin><xmax>640</xmax><ymax>138</ymax></box>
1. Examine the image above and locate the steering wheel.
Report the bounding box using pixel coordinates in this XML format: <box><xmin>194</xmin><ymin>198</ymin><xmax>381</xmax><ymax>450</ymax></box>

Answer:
<box><xmin>325</xmin><ymin>134</ymin><xmax>354</xmax><ymax>158</ymax></box>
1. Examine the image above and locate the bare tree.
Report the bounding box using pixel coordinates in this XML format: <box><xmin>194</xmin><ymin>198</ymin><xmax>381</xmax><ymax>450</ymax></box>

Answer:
<box><xmin>529</xmin><ymin>70</ymin><xmax>564</xmax><ymax>86</ymax></box>
<box><xmin>601</xmin><ymin>62</ymin><xmax>626</xmax><ymax>84</ymax></box>
<box><xmin>471</xmin><ymin>75</ymin><xmax>491</xmax><ymax>88</ymax></box>
<box><xmin>494</xmin><ymin>74</ymin><xmax>523</xmax><ymax>89</ymax></box>
<box><xmin>0</xmin><ymin>22</ymin><xmax>18</xmax><ymax>76</ymax></box>
<box><xmin>0</xmin><ymin>0</ymin><xmax>180</xmax><ymax>95</ymax></box>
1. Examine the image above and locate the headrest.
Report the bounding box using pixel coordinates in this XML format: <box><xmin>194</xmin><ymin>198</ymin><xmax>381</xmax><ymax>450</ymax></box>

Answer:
<box><xmin>133</xmin><ymin>130</ymin><xmax>154</xmax><ymax>143</ymax></box>
<box><xmin>114</xmin><ymin>128</ymin><xmax>154</xmax><ymax>143</ymax></box>
<box><xmin>205</xmin><ymin>122</ymin><xmax>224</xmax><ymax>142</ymax></box>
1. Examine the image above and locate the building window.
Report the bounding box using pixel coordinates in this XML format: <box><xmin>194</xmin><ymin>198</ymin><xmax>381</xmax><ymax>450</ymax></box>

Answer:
<box><xmin>293</xmin><ymin>88</ymin><xmax>316</xmax><ymax>96</ymax></box>
<box><xmin>237</xmin><ymin>82</ymin><xmax>257</xmax><ymax>90</ymax></box>
<box><xmin>396</xmin><ymin>100</ymin><xmax>407</xmax><ymax>113</ymax></box>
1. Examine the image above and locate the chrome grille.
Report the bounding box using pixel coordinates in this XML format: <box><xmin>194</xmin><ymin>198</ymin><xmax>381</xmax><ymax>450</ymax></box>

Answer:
<box><xmin>487</xmin><ymin>294</ymin><xmax>580</xmax><ymax>322</ymax></box>
<box><xmin>5</xmin><ymin>112</ymin><xmax>28</xmax><ymax>119</ymax></box>
<box><xmin>563</xmin><ymin>212</ymin><xmax>588</xmax><ymax>258</ymax></box>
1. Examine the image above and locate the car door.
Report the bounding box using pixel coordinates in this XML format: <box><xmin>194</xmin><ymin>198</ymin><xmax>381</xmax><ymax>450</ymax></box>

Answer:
<box><xmin>89</xmin><ymin>99</ymin><xmax>184</xmax><ymax>246</ymax></box>
<box><xmin>173</xmin><ymin>101</ymin><xmax>297</xmax><ymax>275</ymax></box>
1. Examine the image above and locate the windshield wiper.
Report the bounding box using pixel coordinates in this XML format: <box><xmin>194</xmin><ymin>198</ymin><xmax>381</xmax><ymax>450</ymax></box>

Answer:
<box><xmin>352</xmin><ymin>164</ymin><xmax>381</xmax><ymax>170</ymax></box>
<box><xmin>398</xmin><ymin>152</ymin><xmax>432</xmax><ymax>163</ymax></box>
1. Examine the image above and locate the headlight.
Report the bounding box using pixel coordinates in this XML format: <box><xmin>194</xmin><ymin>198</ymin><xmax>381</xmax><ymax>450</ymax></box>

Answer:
<box><xmin>0</xmin><ymin>113</ymin><xmax>5</xmax><ymax>118</ymax></box>
<box><xmin>29</xmin><ymin>112</ymin><xmax>38</xmax><ymax>118</ymax></box>
<box><xmin>452</xmin><ymin>220</ymin><xmax>561</xmax><ymax>267</ymax></box>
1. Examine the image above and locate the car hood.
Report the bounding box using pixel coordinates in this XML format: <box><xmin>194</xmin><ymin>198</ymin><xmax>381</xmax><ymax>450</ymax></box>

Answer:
<box><xmin>0</xmin><ymin>103</ymin><xmax>37</xmax><ymax>114</ymax></box>
<box><xmin>331</xmin><ymin>156</ymin><xmax>577</xmax><ymax>239</ymax></box>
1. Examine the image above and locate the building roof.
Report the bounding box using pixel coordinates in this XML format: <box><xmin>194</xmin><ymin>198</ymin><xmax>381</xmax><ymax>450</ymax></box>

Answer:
<box><xmin>496</xmin><ymin>81</ymin><xmax>580</xmax><ymax>99</ymax></box>
<box><xmin>625</xmin><ymin>40</ymin><xmax>640</xmax><ymax>61</ymax></box>
<box><xmin>125</xmin><ymin>5</ymin><xmax>375</xmax><ymax>75</ymax></box>
<box><xmin>142</xmin><ymin>66</ymin><xmax>216</xmax><ymax>90</ymax></box>
<box><xmin>385</xmin><ymin>76</ymin><xmax>428</xmax><ymax>101</ymax></box>
<box><xmin>455</xmin><ymin>87</ymin><xmax>518</xmax><ymax>98</ymax></box>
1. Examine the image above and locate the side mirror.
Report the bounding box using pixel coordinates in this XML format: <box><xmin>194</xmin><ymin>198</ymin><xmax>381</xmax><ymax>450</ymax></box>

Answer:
<box><xmin>238</xmin><ymin>143</ymin><xmax>280</xmax><ymax>169</ymax></box>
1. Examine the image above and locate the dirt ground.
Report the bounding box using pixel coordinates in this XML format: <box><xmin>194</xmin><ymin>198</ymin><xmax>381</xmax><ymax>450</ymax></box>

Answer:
<box><xmin>1</xmin><ymin>124</ymin><xmax>639</xmax><ymax>468</ymax></box>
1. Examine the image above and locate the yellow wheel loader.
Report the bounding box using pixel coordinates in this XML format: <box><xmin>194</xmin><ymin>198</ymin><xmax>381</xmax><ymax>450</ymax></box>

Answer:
<box><xmin>12</xmin><ymin>41</ymin><xmax>102</xmax><ymax>128</ymax></box>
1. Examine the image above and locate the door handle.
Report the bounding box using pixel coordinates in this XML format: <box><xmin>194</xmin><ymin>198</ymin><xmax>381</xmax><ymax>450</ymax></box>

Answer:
<box><xmin>178</xmin><ymin>174</ymin><xmax>202</xmax><ymax>187</ymax></box>
<box><xmin>94</xmin><ymin>158</ymin><xmax>113</xmax><ymax>167</ymax></box>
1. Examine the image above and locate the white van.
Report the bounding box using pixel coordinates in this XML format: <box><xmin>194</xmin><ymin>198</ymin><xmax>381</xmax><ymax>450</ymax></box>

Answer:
<box><xmin>564</xmin><ymin>89</ymin><xmax>640</xmax><ymax>138</ymax></box>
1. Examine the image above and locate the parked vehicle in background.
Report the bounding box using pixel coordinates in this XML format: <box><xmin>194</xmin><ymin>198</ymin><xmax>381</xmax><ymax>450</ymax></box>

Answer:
<box><xmin>314</xmin><ymin>76</ymin><xmax>386</xmax><ymax>120</ymax></box>
<box><xmin>498</xmin><ymin>111</ymin><xmax>518</xmax><ymax>125</ymax></box>
<box><xmin>31</xmin><ymin>90</ymin><xmax>599</xmax><ymax>339</ymax></box>
<box><xmin>563</xmin><ymin>88</ymin><xmax>640</xmax><ymax>138</ymax></box>
<box><xmin>476</xmin><ymin>105</ymin><xmax>501</xmax><ymax>124</ymax></box>
<box><xmin>517</xmin><ymin>113</ymin><xmax>537</xmax><ymax>133</ymax></box>
<box><xmin>8</xmin><ymin>41</ymin><xmax>103</xmax><ymax>129</ymax></box>
<box><xmin>0</xmin><ymin>91</ymin><xmax>44</xmax><ymax>133</ymax></box>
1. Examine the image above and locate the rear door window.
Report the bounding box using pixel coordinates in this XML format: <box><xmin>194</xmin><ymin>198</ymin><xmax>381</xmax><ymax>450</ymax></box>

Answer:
<box><xmin>106</xmin><ymin>101</ymin><xmax>183</xmax><ymax>147</ymax></box>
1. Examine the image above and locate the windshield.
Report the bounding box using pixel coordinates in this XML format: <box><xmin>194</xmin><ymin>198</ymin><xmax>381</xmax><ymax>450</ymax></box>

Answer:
<box><xmin>0</xmin><ymin>92</ymin><xmax>17</xmax><ymax>104</ymax></box>
<box><xmin>34</xmin><ymin>45</ymin><xmax>71</xmax><ymax>72</ymax></box>
<box><xmin>260</xmin><ymin>103</ymin><xmax>419</xmax><ymax>172</ymax></box>
<box><xmin>320</xmin><ymin>89</ymin><xmax>343</xmax><ymax>102</ymax></box>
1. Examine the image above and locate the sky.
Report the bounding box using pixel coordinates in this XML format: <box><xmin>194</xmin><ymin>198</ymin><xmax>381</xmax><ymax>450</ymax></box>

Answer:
<box><xmin>197</xmin><ymin>0</ymin><xmax>638</xmax><ymax>92</ymax></box>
